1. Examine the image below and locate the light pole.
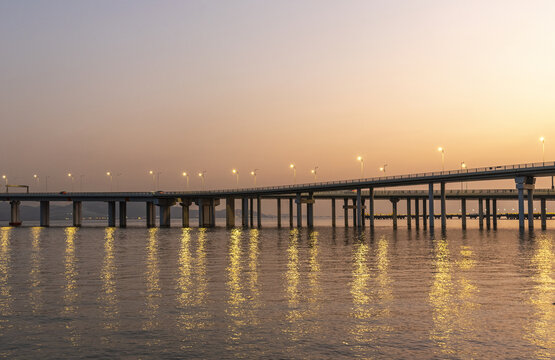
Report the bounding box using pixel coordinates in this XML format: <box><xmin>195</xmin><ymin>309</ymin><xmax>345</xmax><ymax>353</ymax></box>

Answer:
<box><xmin>290</xmin><ymin>164</ymin><xmax>296</xmax><ymax>184</ymax></box>
<box><xmin>540</xmin><ymin>136</ymin><xmax>545</xmax><ymax>164</ymax></box>
<box><xmin>251</xmin><ymin>169</ymin><xmax>259</xmax><ymax>186</ymax></box>
<box><xmin>2</xmin><ymin>175</ymin><xmax>7</xmax><ymax>192</ymax></box>
<box><xmin>198</xmin><ymin>171</ymin><xmax>206</xmax><ymax>190</ymax></box>
<box><xmin>311</xmin><ymin>166</ymin><xmax>318</xmax><ymax>181</ymax></box>
<box><xmin>68</xmin><ymin>173</ymin><xmax>74</xmax><ymax>191</ymax></box>
<box><xmin>33</xmin><ymin>174</ymin><xmax>39</xmax><ymax>191</ymax></box>
<box><xmin>232</xmin><ymin>169</ymin><xmax>239</xmax><ymax>186</ymax></box>
<box><xmin>183</xmin><ymin>172</ymin><xmax>190</xmax><ymax>190</ymax></box>
<box><xmin>357</xmin><ymin>156</ymin><xmax>364</xmax><ymax>178</ymax></box>
<box><xmin>379</xmin><ymin>164</ymin><xmax>388</xmax><ymax>176</ymax></box>
<box><xmin>438</xmin><ymin>147</ymin><xmax>445</xmax><ymax>171</ymax></box>
<box><xmin>460</xmin><ymin>162</ymin><xmax>467</xmax><ymax>190</ymax></box>
<box><xmin>106</xmin><ymin>171</ymin><xmax>113</xmax><ymax>191</ymax></box>
<box><xmin>149</xmin><ymin>170</ymin><xmax>161</xmax><ymax>190</ymax></box>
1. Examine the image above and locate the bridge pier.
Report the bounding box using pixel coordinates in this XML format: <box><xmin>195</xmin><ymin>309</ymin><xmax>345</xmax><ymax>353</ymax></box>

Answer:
<box><xmin>242</xmin><ymin>198</ymin><xmax>248</xmax><ymax>227</ymax></box>
<box><xmin>181</xmin><ymin>201</ymin><xmax>190</xmax><ymax>227</ymax></box>
<box><xmin>146</xmin><ymin>202</ymin><xmax>155</xmax><ymax>228</ymax></box>
<box><xmin>415</xmin><ymin>198</ymin><xmax>420</xmax><ymax>229</ymax></box>
<box><xmin>344</xmin><ymin>198</ymin><xmax>349</xmax><ymax>227</ymax></box>
<box><xmin>289</xmin><ymin>198</ymin><xmax>293</xmax><ymax>227</ymax></box>
<box><xmin>277</xmin><ymin>199</ymin><xmax>281</xmax><ymax>227</ymax></box>
<box><xmin>361</xmin><ymin>198</ymin><xmax>366</xmax><ymax>227</ymax></box>
<box><xmin>440</xmin><ymin>182</ymin><xmax>446</xmax><ymax>230</ymax></box>
<box><xmin>391</xmin><ymin>198</ymin><xmax>399</xmax><ymax>229</ymax></box>
<box><xmin>119</xmin><ymin>201</ymin><xmax>127</xmax><ymax>228</ymax></box>
<box><xmin>369</xmin><ymin>188</ymin><xmax>375</xmax><ymax>229</ymax></box>
<box><xmin>478</xmin><ymin>198</ymin><xmax>484</xmax><ymax>229</ymax></box>
<box><xmin>352</xmin><ymin>198</ymin><xmax>357</xmax><ymax>227</ymax></box>
<box><xmin>307</xmin><ymin>193</ymin><xmax>314</xmax><ymax>228</ymax></box>
<box><xmin>406</xmin><ymin>198</ymin><xmax>412</xmax><ymax>229</ymax></box>
<box><xmin>356</xmin><ymin>189</ymin><xmax>362</xmax><ymax>228</ymax></box>
<box><xmin>486</xmin><ymin>198</ymin><xmax>491</xmax><ymax>230</ymax></box>
<box><xmin>73</xmin><ymin>201</ymin><xmax>82</xmax><ymax>227</ymax></box>
<box><xmin>250</xmin><ymin>198</ymin><xmax>254</xmax><ymax>228</ymax></box>
<box><xmin>331</xmin><ymin>198</ymin><xmax>336</xmax><ymax>227</ymax></box>
<box><xmin>9</xmin><ymin>201</ymin><xmax>21</xmax><ymax>226</ymax></box>
<box><xmin>108</xmin><ymin>201</ymin><xmax>116</xmax><ymax>227</ymax></box>
<box><xmin>226</xmin><ymin>198</ymin><xmax>235</xmax><ymax>227</ymax></box>
<box><xmin>527</xmin><ymin>186</ymin><xmax>535</xmax><ymax>230</ymax></box>
<box><xmin>197</xmin><ymin>199</ymin><xmax>218</xmax><ymax>228</ymax></box>
<box><xmin>461</xmin><ymin>198</ymin><xmax>467</xmax><ymax>230</ymax></box>
<box><xmin>516</xmin><ymin>176</ymin><xmax>535</xmax><ymax>231</ymax></box>
<box><xmin>541</xmin><ymin>198</ymin><xmax>546</xmax><ymax>230</ymax></box>
<box><xmin>296</xmin><ymin>193</ymin><xmax>302</xmax><ymax>228</ymax></box>
<box><xmin>159</xmin><ymin>200</ymin><xmax>174</xmax><ymax>228</ymax></box>
<box><xmin>257</xmin><ymin>197</ymin><xmax>262</xmax><ymax>228</ymax></box>
<box><xmin>423</xmin><ymin>198</ymin><xmax>427</xmax><ymax>230</ymax></box>
<box><xmin>492</xmin><ymin>199</ymin><xmax>497</xmax><ymax>230</ymax></box>
<box><xmin>40</xmin><ymin>201</ymin><xmax>50</xmax><ymax>227</ymax></box>
<box><xmin>428</xmin><ymin>183</ymin><xmax>434</xmax><ymax>229</ymax></box>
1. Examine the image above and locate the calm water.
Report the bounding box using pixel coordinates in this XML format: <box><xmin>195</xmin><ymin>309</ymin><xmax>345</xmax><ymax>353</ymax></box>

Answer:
<box><xmin>0</xmin><ymin>222</ymin><xmax>553</xmax><ymax>359</ymax></box>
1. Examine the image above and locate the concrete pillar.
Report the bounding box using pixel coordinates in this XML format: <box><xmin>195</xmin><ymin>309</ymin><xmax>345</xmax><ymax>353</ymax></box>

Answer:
<box><xmin>423</xmin><ymin>198</ymin><xmax>427</xmax><ymax>230</ymax></box>
<box><xmin>428</xmin><ymin>183</ymin><xmax>434</xmax><ymax>229</ymax></box>
<box><xmin>307</xmin><ymin>192</ymin><xmax>314</xmax><ymax>228</ymax></box>
<box><xmin>250</xmin><ymin>198</ymin><xmax>254</xmax><ymax>228</ymax></box>
<box><xmin>356</xmin><ymin>189</ymin><xmax>362</xmax><ymax>228</ymax></box>
<box><xmin>406</xmin><ymin>198</ymin><xmax>412</xmax><ymax>229</ymax></box>
<box><xmin>159</xmin><ymin>204</ymin><xmax>171</xmax><ymax>228</ymax></box>
<box><xmin>277</xmin><ymin>199</ymin><xmax>282</xmax><ymax>227</ymax></box>
<box><xmin>440</xmin><ymin>182</ymin><xmax>446</xmax><ymax>230</ymax></box>
<box><xmin>461</xmin><ymin>198</ymin><xmax>467</xmax><ymax>230</ymax></box>
<box><xmin>181</xmin><ymin>202</ymin><xmax>190</xmax><ymax>228</ymax></box>
<box><xmin>369</xmin><ymin>188</ymin><xmax>375</xmax><ymax>229</ymax></box>
<box><xmin>289</xmin><ymin>198</ymin><xmax>294</xmax><ymax>227</ymax></box>
<box><xmin>516</xmin><ymin>178</ymin><xmax>525</xmax><ymax>231</ymax></box>
<box><xmin>257</xmin><ymin>197</ymin><xmax>262</xmax><ymax>228</ymax></box>
<box><xmin>296</xmin><ymin>193</ymin><xmax>302</xmax><ymax>228</ymax></box>
<box><xmin>331</xmin><ymin>198</ymin><xmax>336</xmax><ymax>227</ymax></box>
<box><xmin>415</xmin><ymin>198</ymin><xmax>420</xmax><ymax>229</ymax></box>
<box><xmin>361</xmin><ymin>198</ymin><xmax>366</xmax><ymax>227</ymax></box>
<box><xmin>146</xmin><ymin>202</ymin><xmax>155</xmax><ymax>228</ymax></box>
<box><xmin>73</xmin><ymin>201</ymin><xmax>82</xmax><ymax>227</ymax></box>
<box><xmin>119</xmin><ymin>201</ymin><xmax>127</xmax><ymax>228</ymax></box>
<box><xmin>344</xmin><ymin>198</ymin><xmax>349</xmax><ymax>227</ymax></box>
<box><xmin>352</xmin><ymin>198</ymin><xmax>357</xmax><ymax>228</ymax></box>
<box><xmin>9</xmin><ymin>201</ymin><xmax>21</xmax><ymax>226</ymax></box>
<box><xmin>210</xmin><ymin>199</ymin><xmax>216</xmax><ymax>227</ymax></box>
<box><xmin>493</xmin><ymin>199</ymin><xmax>498</xmax><ymax>230</ymax></box>
<box><xmin>40</xmin><ymin>201</ymin><xmax>50</xmax><ymax>227</ymax></box>
<box><xmin>528</xmin><ymin>188</ymin><xmax>535</xmax><ymax>230</ymax></box>
<box><xmin>541</xmin><ymin>198</ymin><xmax>547</xmax><ymax>230</ymax></box>
<box><xmin>198</xmin><ymin>199</ymin><xmax>204</xmax><ymax>228</ymax></box>
<box><xmin>486</xmin><ymin>198</ymin><xmax>491</xmax><ymax>230</ymax></box>
<box><xmin>391</xmin><ymin>198</ymin><xmax>399</xmax><ymax>229</ymax></box>
<box><xmin>226</xmin><ymin>198</ymin><xmax>235</xmax><ymax>227</ymax></box>
<box><xmin>478</xmin><ymin>198</ymin><xmax>484</xmax><ymax>230</ymax></box>
<box><xmin>242</xmin><ymin>198</ymin><xmax>248</xmax><ymax>227</ymax></box>
<box><xmin>108</xmin><ymin>201</ymin><xmax>116</xmax><ymax>227</ymax></box>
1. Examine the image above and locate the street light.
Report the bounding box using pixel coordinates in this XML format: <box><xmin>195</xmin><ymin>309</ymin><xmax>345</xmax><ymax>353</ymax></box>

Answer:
<box><xmin>290</xmin><ymin>164</ymin><xmax>296</xmax><ymax>184</ymax></box>
<box><xmin>68</xmin><ymin>173</ymin><xmax>74</xmax><ymax>191</ymax></box>
<box><xmin>540</xmin><ymin>136</ymin><xmax>545</xmax><ymax>164</ymax></box>
<box><xmin>182</xmin><ymin>172</ymin><xmax>189</xmax><ymax>190</ymax></box>
<box><xmin>232</xmin><ymin>169</ymin><xmax>239</xmax><ymax>186</ymax></box>
<box><xmin>33</xmin><ymin>174</ymin><xmax>39</xmax><ymax>191</ymax></box>
<box><xmin>198</xmin><ymin>171</ymin><xmax>206</xmax><ymax>190</ymax></box>
<box><xmin>460</xmin><ymin>162</ymin><xmax>467</xmax><ymax>190</ymax></box>
<box><xmin>2</xmin><ymin>175</ymin><xmax>7</xmax><ymax>191</ymax></box>
<box><xmin>357</xmin><ymin>156</ymin><xmax>364</xmax><ymax>178</ymax></box>
<box><xmin>437</xmin><ymin>147</ymin><xmax>445</xmax><ymax>171</ymax></box>
<box><xmin>149</xmin><ymin>170</ymin><xmax>161</xmax><ymax>190</ymax></box>
<box><xmin>250</xmin><ymin>169</ymin><xmax>259</xmax><ymax>186</ymax></box>
<box><xmin>311</xmin><ymin>166</ymin><xmax>318</xmax><ymax>181</ymax></box>
<box><xmin>379</xmin><ymin>164</ymin><xmax>388</xmax><ymax>176</ymax></box>
<box><xmin>106</xmin><ymin>171</ymin><xmax>113</xmax><ymax>191</ymax></box>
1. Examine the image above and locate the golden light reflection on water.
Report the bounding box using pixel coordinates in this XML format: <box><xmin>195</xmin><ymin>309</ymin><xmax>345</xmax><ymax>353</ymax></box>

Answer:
<box><xmin>63</xmin><ymin>227</ymin><xmax>79</xmax><ymax>346</ymax></box>
<box><xmin>99</xmin><ymin>227</ymin><xmax>118</xmax><ymax>333</ymax></box>
<box><xmin>177</xmin><ymin>228</ymin><xmax>193</xmax><ymax>331</ymax></box>
<box><xmin>524</xmin><ymin>234</ymin><xmax>554</xmax><ymax>360</ymax></box>
<box><xmin>285</xmin><ymin>229</ymin><xmax>300</xmax><ymax>331</ymax></box>
<box><xmin>0</xmin><ymin>227</ymin><xmax>12</xmax><ymax>334</ymax></box>
<box><xmin>143</xmin><ymin>228</ymin><xmax>160</xmax><ymax>333</ymax></box>
<box><xmin>29</xmin><ymin>227</ymin><xmax>42</xmax><ymax>315</ymax></box>
<box><xmin>226</xmin><ymin>228</ymin><xmax>246</xmax><ymax>342</ymax></box>
<box><xmin>429</xmin><ymin>238</ymin><xmax>453</xmax><ymax>355</ymax></box>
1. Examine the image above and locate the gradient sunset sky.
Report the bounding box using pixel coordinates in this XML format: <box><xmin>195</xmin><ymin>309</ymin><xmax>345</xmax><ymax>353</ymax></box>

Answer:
<box><xmin>1</xmin><ymin>0</ymin><xmax>554</xmax><ymax>191</ymax></box>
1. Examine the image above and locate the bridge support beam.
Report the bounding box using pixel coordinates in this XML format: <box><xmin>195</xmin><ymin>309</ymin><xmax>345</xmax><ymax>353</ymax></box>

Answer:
<box><xmin>461</xmin><ymin>198</ymin><xmax>467</xmax><ymax>230</ymax></box>
<box><xmin>242</xmin><ymin>198</ymin><xmax>248</xmax><ymax>227</ymax></box>
<box><xmin>361</xmin><ymin>198</ymin><xmax>366</xmax><ymax>227</ymax></box>
<box><xmin>108</xmin><ymin>201</ymin><xmax>116</xmax><ymax>227</ymax></box>
<box><xmin>296</xmin><ymin>193</ymin><xmax>302</xmax><ymax>228</ymax></box>
<box><xmin>197</xmin><ymin>199</ymin><xmax>218</xmax><ymax>228</ymax></box>
<box><xmin>516</xmin><ymin>177</ymin><xmax>535</xmax><ymax>231</ymax></box>
<box><xmin>331</xmin><ymin>198</ymin><xmax>336</xmax><ymax>227</ymax></box>
<box><xmin>9</xmin><ymin>201</ymin><xmax>21</xmax><ymax>226</ymax></box>
<box><xmin>159</xmin><ymin>204</ymin><xmax>171</xmax><ymax>228</ymax></box>
<box><xmin>527</xmin><ymin>187</ymin><xmax>535</xmax><ymax>230</ymax></box>
<box><xmin>369</xmin><ymin>188</ymin><xmax>375</xmax><ymax>229</ymax></box>
<box><xmin>40</xmin><ymin>201</ymin><xmax>50</xmax><ymax>227</ymax></box>
<box><xmin>226</xmin><ymin>198</ymin><xmax>235</xmax><ymax>227</ymax></box>
<box><xmin>197</xmin><ymin>199</ymin><xmax>204</xmax><ymax>228</ymax></box>
<box><xmin>250</xmin><ymin>198</ymin><xmax>254</xmax><ymax>228</ymax></box>
<box><xmin>486</xmin><ymin>198</ymin><xmax>491</xmax><ymax>230</ymax></box>
<box><xmin>181</xmin><ymin>201</ymin><xmax>190</xmax><ymax>228</ymax></box>
<box><xmin>415</xmin><ymin>198</ymin><xmax>420</xmax><ymax>229</ymax></box>
<box><xmin>492</xmin><ymin>199</ymin><xmax>497</xmax><ymax>230</ymax></box>
<box><xmin>277</xmin><ymin>199</ymin><xmax>282</xmax><ymax>227</ymax></box>
<box><xmin>257</xmin><ymin>197</ymin><xmax>262</xmax><ymax>228</ymax></box>
<box><xmin>146</xmin><ymin>202</ymin><xmax>155</xmax><ymax>228</ymax></box>
<box><xmin>73</xmin><ymin>201</ymin><xmax>82</xmax><ymax>227</ymax></box>
<box><xmin>307</xmin><ymin>193</ymin><xmax>314</xmax><ymax>228</ymax></box>
<box><xmin>541</xmin><ymin>198</ymin><xmax>547</xmax><ymax>230</ymax></box>
<box><xmin>356</xmin><ymin>189</ymin><xmax>362</xmax><ymax>228</ymax></box>
<box><xmin>391</xmin><ymin>198</ymin><xmax>399</xmax><ymax>229</ymax></box>
<box><xmin>440</xmin><ymin>182</ymin><xmax>446</xmax><ymax>230</ymax></box>
<box><xmin>406</xmin><ymin>198</ymin><xmax>412</xmax><ymax>229</ymax></box>
<box><xmin>478</xmin><ymin>198</ymin><xmax>484</xmax><ymax>230</ymax></box>
<box><xmin>423</xmin><ymin>198</ymin><xmax>427</xmax><ymax>230</ymax></box>
<box><xmin>344</xmin><ymin>198</ymin><xmax>349</xmax><ymax>227</ymax></box>
<box><xmin>352</xmin><ymin>198</ymin><xmax>357</xmax><ymax>228</ymax></box>
<box><xmin>428</xmin><ymin>183</ymin><xmax>434</xmax><ymax>229</ymax></box>
<box><xmin>119</xmin><ymin>201</ymin><xmax>127</xmax><ymax>228</ymax></box>
<box><xmin>289</xmin><ymin>198</ymin><xmax>293</xmax><ymax>227</ymax></box>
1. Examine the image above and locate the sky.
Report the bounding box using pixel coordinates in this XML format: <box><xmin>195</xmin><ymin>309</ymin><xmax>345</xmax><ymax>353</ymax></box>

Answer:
<box><xmin>1</xmin><ymin>0</ymin><xmax>555</xmax><ymax>192</ymax></box>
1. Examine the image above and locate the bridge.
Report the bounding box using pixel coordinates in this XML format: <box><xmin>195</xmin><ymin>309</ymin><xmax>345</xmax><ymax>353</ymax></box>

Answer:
<box><xmin>2</xmin><ymin>161</ymin><xmax>555</xmax><ymax>231</ymax></box>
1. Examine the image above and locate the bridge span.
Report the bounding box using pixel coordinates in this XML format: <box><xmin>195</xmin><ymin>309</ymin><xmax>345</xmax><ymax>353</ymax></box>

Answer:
<box><xmin>2</xmin><ymin>161</ymin><xmax>555</xmax><ymax>231</ymax></box>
